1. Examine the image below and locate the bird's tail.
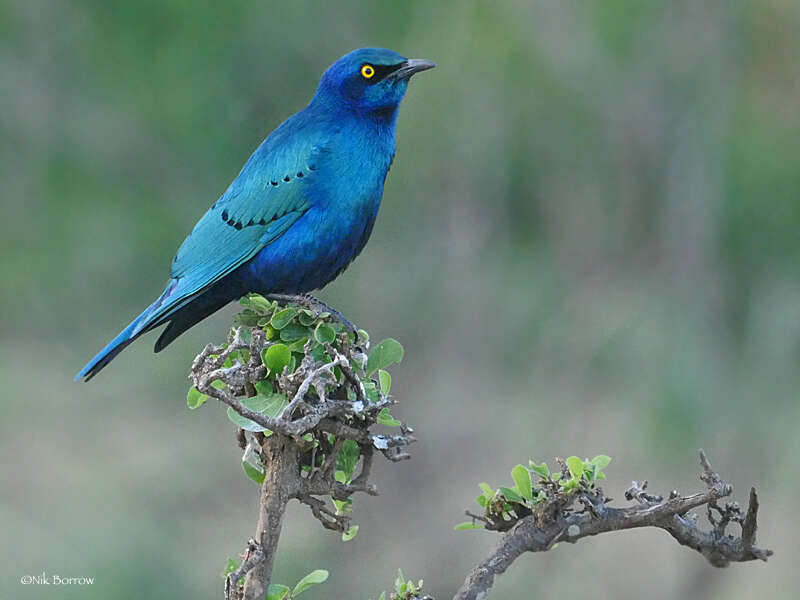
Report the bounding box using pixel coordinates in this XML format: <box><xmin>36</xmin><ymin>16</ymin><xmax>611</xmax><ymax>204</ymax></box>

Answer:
<box><xmin>74</xmin><ymin>297</ymin><xmax>166</xmax><ymax>382</ymax></box>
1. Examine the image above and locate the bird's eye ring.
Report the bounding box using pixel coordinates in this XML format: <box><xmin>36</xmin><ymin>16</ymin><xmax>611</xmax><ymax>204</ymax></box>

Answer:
<box><xmin>360</xmin><ymin>64</ymin><xmax>375</xmax><ymax>79</ymax></box>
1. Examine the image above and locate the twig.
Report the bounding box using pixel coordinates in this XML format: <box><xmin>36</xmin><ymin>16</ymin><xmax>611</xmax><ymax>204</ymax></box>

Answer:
<box><xmin>224</xmin><ymin>539</ymin><xmax>264</xmax><ymax>600</ymax></box>
<box><xmin>189</xmin><ymin>314</ymin><xmax>415</xmax><ymax>600</ymax></box>
<box><xmin>454</xmin><ymin>450</ymin><xmax>772</xmax><ymax>600</ymax></box>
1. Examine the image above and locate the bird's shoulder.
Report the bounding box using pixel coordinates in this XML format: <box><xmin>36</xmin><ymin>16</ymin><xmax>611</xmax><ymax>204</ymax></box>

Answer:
<box><xmin>167</xmin><ymin>115</ymin><xmax>335</xmax><ymax>283</ymax></box>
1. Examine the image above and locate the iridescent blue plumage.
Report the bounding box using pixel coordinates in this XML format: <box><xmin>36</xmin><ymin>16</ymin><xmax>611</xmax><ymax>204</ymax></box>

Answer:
<box><xmin>76</xmin><ymin>48</ymin><xmax>434</xmax><ymax>380</ymax></box>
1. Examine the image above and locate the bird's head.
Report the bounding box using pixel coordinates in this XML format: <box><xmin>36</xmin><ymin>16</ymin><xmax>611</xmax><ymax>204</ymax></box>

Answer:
<box><xmin>314</xmin><ymin>47</ymin><xmax>435</xmax><ymax>116</ymax></box>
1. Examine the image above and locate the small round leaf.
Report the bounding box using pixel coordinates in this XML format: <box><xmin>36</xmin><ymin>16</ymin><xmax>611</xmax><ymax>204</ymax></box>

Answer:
<box><xmin>262</xmin><ymin>343</ymin><xmax>291</xmax><ymax>374</ymax></box>
<box><xmin>314</xmin><ymin>323</ymin><xmax>336</xmax><ymax>344</ymax></box>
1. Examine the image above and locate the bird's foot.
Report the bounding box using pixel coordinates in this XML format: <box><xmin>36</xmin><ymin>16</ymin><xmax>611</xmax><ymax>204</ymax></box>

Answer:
<box><xmin>266</xmin><ymin>294</ymin><xmax>361</xmax><ymax>343</ymax></box>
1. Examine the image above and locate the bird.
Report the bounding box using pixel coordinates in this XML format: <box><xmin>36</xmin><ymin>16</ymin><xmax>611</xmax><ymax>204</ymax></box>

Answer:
<box><xmin>75</xmin><ymin>47</ymin><xmax>434</xmax><ymax>381</ymax></box>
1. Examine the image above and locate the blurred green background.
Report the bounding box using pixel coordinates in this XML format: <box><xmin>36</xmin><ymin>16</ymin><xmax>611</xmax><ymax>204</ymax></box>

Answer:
<box><xmin>2</xmin><ymin>1</ymin><xmax>798</xmax><ymax>598</ymax></box>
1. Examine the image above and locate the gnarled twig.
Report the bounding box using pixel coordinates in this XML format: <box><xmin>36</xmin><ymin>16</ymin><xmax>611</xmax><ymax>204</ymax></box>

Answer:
<box><xmin>454</xmin><ymin>450</ymin><xmax>772</xmax><ymax>600</ymax></box>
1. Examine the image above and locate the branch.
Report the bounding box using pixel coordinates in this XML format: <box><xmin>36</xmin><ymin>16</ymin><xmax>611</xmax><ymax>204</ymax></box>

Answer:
<box><xmin>188</xmin><ymin>298</ymin><xmax>414</xmax><ymax>600</ymax></box>
<box><xmin>224</xmin><ymin>539</ymin><xmax>264</xmax><ymax>600</ymax></box>
<box><xmin>242</xmin><ymin>436</ymin><xmax>298</xmax><ymax>600</ymax></box>
<box><xmin>193</xmin><ymin>298</ymin><xmax>771</xmax><ymax>600</ymax></box>
<box><xmin>454</xmin><ymin>451</ymin><xmax>772</xmax><ymax>600</ymax></box>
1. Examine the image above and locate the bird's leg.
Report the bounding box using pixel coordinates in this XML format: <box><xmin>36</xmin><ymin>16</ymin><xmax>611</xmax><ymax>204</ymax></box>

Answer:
<box><xmin>266</xmin><ymin>294</ymin><xmax>360</xmax><ymax>341</ymax></box>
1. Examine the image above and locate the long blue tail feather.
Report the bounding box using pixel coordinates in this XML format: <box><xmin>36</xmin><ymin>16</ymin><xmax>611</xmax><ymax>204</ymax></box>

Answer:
<box><xmin>74</xmin><ymin>299</ymin><xmax>164</xmax><ymax>381</ymax></box>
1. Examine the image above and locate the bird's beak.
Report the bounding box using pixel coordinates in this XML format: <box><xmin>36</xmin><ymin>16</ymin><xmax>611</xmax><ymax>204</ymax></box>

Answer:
<box><xmin>388</xmin><ymin>58</ymin><xmax>436</xmax><ymax>81</ymax></box>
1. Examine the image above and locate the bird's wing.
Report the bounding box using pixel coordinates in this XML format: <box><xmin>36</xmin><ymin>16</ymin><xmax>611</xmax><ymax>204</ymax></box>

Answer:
<box><xmin>158</xmin><ymin>140</ymin><xmax>328</xmax><ymax>318</ymax></box>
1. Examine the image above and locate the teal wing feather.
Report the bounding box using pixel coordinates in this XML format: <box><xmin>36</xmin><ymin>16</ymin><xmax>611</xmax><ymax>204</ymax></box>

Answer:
<box><xmin>74</xmin><ymin>136</ymin><xmax>327</xmax><ymax>380</ymax></box>
<box><xmin>151</xmin><ymin>138</ymin><xmax>327</xmax><ymax>326</ymax></box>
<box><xmin>169</xmin><ymin>186</ymin><xmax>310</xmax><ymax>298</ymax></box>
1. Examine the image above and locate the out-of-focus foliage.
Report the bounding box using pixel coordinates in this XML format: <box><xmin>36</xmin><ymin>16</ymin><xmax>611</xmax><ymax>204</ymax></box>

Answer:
<box><xmin>1</xmin><ymin>1</ymin><xmax>798</xmax><ymax>599</ymax></box>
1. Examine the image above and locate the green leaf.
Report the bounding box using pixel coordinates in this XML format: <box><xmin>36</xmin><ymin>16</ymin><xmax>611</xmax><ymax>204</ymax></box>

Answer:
<box><xmin>364</xmin><ymin>381</ymin><xmax>381</xmax><ymax>403</ymax></box>
<box><xmin>376</xmin><ymin>407</ymin><xmax>401</xmax><ymax>427</ymax></box>
<box><xmin>511</xmin><ymin>464</ymin><xmax>533</xmax><ymax>500</ymax></box>
<box><xmin>528</xmin><ymin>461</ymin><xmax>550</xmax><ymax>479</ymax></box>
<box><xmin>314</xmin><ymin>322</ymin><xmax>336</xmax><ymax>344</ymax></box>
<box><xmin>254</xmin><ymin>380</ymin><xmax>272</xmax><ymax>396</ymax></box>
<box><xmin>455</xmin><ymin>522</ymin><xmax>485</xmax><ymax>530</ymax></box>
<box><xmin>591</xmin><ymin>455</ymin><xmax>612</xmax><ymax>470</ymax></box>
<box><xmin>247</xmin><ymin>294</ymin><xmax>273</xmax><ymax>313</ymax></box>
<box><xmin>342</xmin><ymin>525</ymin><xmax>359</xmax><ymax>541</ymax></box>
<box><xmin>234</xmin><ymin>309</ymin><xmax>260</xmax><ymax>326</ymax></box>
<box><xmin>566</xmin><ymin>456</ymin><xmax>584</xmax><ymax>480</ymax></box>
<box><xmin>292</xmin><ymin>569</ymin><xmax>329</xmax><ymax>596</ymax></box>
<box><xmin>279</xmin><ymin>323</ymin><xmax>309</xmax><ymax>341</ymax></box>
<box><xmin>245</xmin><ymin>392</ymin><xmax>289</xmax><ymax>415</ymax></box>
<box><xmin>332</xmin><ymin>497</ymin><xmax>352</xmax><ymax>515</ymax></box>
<box><xmin>561</xmin><ymin>478</ymin><xmax>579</xmax><ymax>492</ymax></box>
<box><xmin>377</xmin><ymin>369</ymin><xmax>391</xmax><ymax>394</ymax></box>
<box><xmin>266</xmin><ymin>584</ymin><xmax>290</xmax><ymax>600</ymax></box>
<box><xmin>395</xmin><ymin>570</ymin><xmax>406</xmax><ymax>595</ymax></box>
<box><xmin>476</xmin><ymin>495</ymin><xmax>487</xmax><ymax>508</ymax></box>
<box><xmin>498</xmin><ymin>486</ymin><xmax>524</xmax><ymax>503</ymax></box>
<box><xmin>336</xmin><ymin>440</ymin><xmax>360</xmax><ymax>481</ymax></box>
<box><xmin>309</xmin><ymin>344</ymin><xmax>328</xmax><ymax>363</ymax></box>
<box><xmin>226</xmin><ymin>393</ymin><xmax>288</xmax><ymax>432</ymax></box>
<box><xmin>270</xmin><ymin>307</ymin><xmax>298</xmax><ymax>330</ymax></box>
<box><xmin>366</xmin><ymin>338</ymin><xmax>404</xmax><ymax>375</ymax></box>
<box><xmin>242</xmin><ymin>461</ymin><xmax>265</xmax><ymax>484</ymax></box>
<box><xmin>221</xmin><ymin>557</ymin><xmax>238</xmax><ymax>579</ymax></box>
<box><xmin>262</xmin><ymin>343</ymin><xmax>291</xmax><ymax>374</ymax></box>
<box><xmin>298</xmin><ymin>309</ymin><xmax>316</xmax><ymax>326</ymax></box>
<box><xmin>479</xmin><ymin>482</ymin><xmax>494</xmax><ymax>496</ymax></box>
<box><xmin>186</xmin><ymin>387</ymin><xmax>209</xmax><ymax>410</ymax></box>
<box><xmin>287</xmin><ymin>336</ymin><xmax>309</xmax><ymax>352</ymax></box>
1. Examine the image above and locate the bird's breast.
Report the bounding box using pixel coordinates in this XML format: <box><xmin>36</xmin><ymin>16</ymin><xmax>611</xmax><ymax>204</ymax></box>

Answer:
<box><xmin>239</xmin><ymin>117</ymin><xmax>396</xmax><ymax>294</ymax></box>
<box><xmin>243</xmin><ymin>162</ymin><xmax>387</xmax><ymax>294</ymax></box>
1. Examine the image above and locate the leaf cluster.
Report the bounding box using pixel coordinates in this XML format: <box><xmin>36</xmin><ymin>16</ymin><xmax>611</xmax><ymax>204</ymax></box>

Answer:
<box><xmin>370</xmin><ymin>570</ymin><xmax>430</xmax><ymax>600</ymax></box>
<box><xmin>189</xmin><ymin>295</ymin><xmax>402</xmax><ymax>417</ymax></box>
<box><xmin>456</xmin><ymin>455</ymin><xmax>612</xmax><ymax>532</ymax></box>
<box><xmin>189</xmin><ymin>296</ymin><xmax>395</xmax><ymax>409</ymax></box>
<box><xmin>189</xmin><ymin>295</ymin><xmax>411</xmax><ymax>543</ymax></box>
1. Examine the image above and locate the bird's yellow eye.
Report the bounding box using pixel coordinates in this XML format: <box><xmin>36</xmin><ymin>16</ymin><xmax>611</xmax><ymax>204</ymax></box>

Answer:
<box><xmin>360</xmin><ymin>64</ymin><xmax>375</xmax><ymax>79</ymax></box>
